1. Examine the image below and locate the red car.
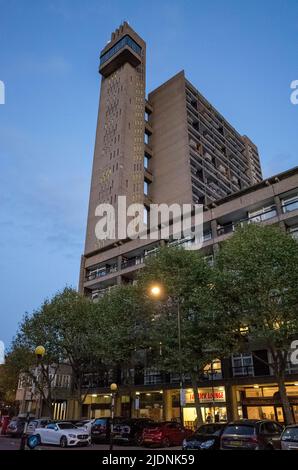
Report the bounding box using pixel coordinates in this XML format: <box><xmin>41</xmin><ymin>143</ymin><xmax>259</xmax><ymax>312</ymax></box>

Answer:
<box><xmin>142</xmin><ymin>421</ymin><xmax>192</xmax><ymax>447</ymax></box>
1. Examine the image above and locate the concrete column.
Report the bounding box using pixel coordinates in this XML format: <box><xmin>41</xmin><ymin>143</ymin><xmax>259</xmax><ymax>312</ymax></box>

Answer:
<box><xmin>274</xmin><ymin>195</ymin><xmax>283</xmax><ymax>216</ymax></box>
<box><xmin>211</xmin><ymin>219</ymin><xmax>218</xmax><ymax>239</ymax></box>
<box><xmin>163</xmin><ymin>389</ymin><xmax>173</xmax><ymax>421</ymax></box>
<box><xmin>115</xmin><ymin>394</ymin><xmax>122</xmax><ymax>416</ymax></box>
<box><xmin>226</xmin><ymin>384</ymin><xmax>238</xmax><ymax>422</ymax></box>
<box><xmin>117</xmin><ymin>255</ymin><xmax>122</xmax><ymax>285</ymax></box>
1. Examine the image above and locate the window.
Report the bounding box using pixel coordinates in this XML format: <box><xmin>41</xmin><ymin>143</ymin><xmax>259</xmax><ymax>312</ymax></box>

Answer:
<box><xmin>248</xmin><ymin>205</ymin><xmax>277</xmax><ymax>223</ymax></box>
<box><xmin>144</xmin><ymin>153</ymin><xmax>150</xmax><ymax>169</ymax></box>
<box><xmin>282</xmin><ymin>195</ymin><xmax>298</xmax><ymax>213</ymax></box>
<box><xmin>143</xmin><ymin>206</ymin><xmax>149</xmax><ymax>225</ymax></box>
<box><xmin>144</xmin><ymin>180</ymin><xmax>149</xmax><ymax>196</ymax></box>
<box><xmin>144</xmin><ymin>132</ymin><xmax>150</xmax><ymax>145</ymax></box>
<box><xmin>232</xmin><ymin>354</ymin><xmax>254</xmax><ymax>376</ymax></box>
<box><xmin>289</xmin><ymin>226</ymin><xmax>298</xmax><ymax>241</ymax></box>
<box><xmin>100</xmin><ymin>35</ymin><xmax>142</xmax><ymax>66</ymax></box>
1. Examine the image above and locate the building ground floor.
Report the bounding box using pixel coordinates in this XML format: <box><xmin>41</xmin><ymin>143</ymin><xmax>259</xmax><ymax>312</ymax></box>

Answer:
<box><xmin>77</xmin><ymin>381</ymin><xmax>298</xmax><ymax>429</ymax></box>
<box><xmin>17</xmin><ymin>380</ymin><xmax>298</xmax><ymax>427</ymax></box>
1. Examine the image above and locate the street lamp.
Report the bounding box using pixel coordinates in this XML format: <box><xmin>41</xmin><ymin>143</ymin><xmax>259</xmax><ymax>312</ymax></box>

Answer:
<box><xmin>20</xmin><ymin>345</ymin><xmax>46</xmax><ymax>450</ymax></box>
<box><xmin>149</xmin><ymin>284</ymin><xmax>184</xmax><ymax>425</ymax></box>
<box><xmin>109</xmin><ymin>383</ymin><xmax>118</xmax><ymax>451</ymax></box>
<box><xmin>150</xmin><ymin>285</ymin><xmax>161</xmax><ymax>297</ymax></box>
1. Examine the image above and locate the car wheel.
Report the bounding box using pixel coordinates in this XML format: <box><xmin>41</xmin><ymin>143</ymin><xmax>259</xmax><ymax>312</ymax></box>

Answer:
<box><xmin>162</xmin><ymin>437</ymin><xmax>171</xmax><ymax>447</ymax></box>
<box><xmin>60</xmin><ymin>436</ymin><xmax>68</xmax><ymax>448</ymax></box>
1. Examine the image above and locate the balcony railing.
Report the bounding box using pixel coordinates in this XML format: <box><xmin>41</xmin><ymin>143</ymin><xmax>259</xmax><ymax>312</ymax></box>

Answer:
<box><xmin>217</xmin><ymin>207</ymin><xmax>277</xmax><ymax>236</ymax></box>
<box><xmin>86</xmin><ymin>264</ymin><xmax>118</xmax><ymax>281</ymax></box>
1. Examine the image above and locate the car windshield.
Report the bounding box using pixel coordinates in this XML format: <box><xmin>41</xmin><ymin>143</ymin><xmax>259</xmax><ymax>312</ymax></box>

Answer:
<box><xmin>196</xmin><ymin>424</ymin><xmax>223</xmax><ymax>436</ymax></box>
<box><xmin>223</xmin><ymin>425</ymin><xmax>255</xmax><ymax>436</ymax></box>
<box><xmin>283</xmin><ymin>427</ymin><xmax>298</xmax><ymax>441</ymax></box>
<box><xmin>58</xmin><ymin>423</ymin><xmax>78</xmax><ymax>429</ymax></box>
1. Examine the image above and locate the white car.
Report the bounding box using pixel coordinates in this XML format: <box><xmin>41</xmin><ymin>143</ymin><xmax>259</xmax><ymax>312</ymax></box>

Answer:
<box><xmin>35</xmin><ymin>421</ymin><xmax>91</xmax><ymax>447</ymax></box>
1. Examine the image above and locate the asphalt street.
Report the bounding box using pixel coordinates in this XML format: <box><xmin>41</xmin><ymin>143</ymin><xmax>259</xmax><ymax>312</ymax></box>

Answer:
<box><xmin>0</xmin><ymin>435</ymin><xmax>181</xmax><ymax>451</ymax></box>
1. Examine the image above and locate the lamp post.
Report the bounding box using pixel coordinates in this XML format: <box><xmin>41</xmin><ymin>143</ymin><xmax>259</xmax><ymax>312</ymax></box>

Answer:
<box><xmin>20</xmin><ymin>345</ymin><xmax>45</xmax><ymax>450</ymax></box>
<box><xmin>149</xmin><ymin>285</ymin><xmax>184</xmax><ymax>425</ymax></box>
<box><xmin>109</xmin><ymin>383</ymin><xmax>118</xmax><ymax>451</ymax></box>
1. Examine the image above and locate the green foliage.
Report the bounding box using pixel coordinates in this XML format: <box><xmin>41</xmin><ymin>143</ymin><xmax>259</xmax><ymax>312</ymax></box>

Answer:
<box><xmin>216</xmin><ymin>224</ymin><xmax>298</xmax><ymax>349</ymax></box>
<box><xmin>95</xmin><ymin>284</ymin><xmax>154</xmax><ymax>370</ymax></box>
<box><xmin>138</xmin><ymin>247</ymin><xmax>227</xmax><ymax>375</ymax></box>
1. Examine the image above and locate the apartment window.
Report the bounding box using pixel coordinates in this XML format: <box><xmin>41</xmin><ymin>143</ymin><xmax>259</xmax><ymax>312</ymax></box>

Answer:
<box><xmin>282</xmin><ymin>195</ymin><xmax>298</xmax><ymax>213</ymax></box>
<box><xmin>248</xmin><ymin>205</ymin><xmax>277</xmax><ymax>223</ymax></box>
<box><xmin>232</xmin><ymin>354</ymin><xmax>254</xmax><ymax>377</ymax></box>
<box><xmin>143</xmin><ymin>206</ymin><xmax>149</xmax><ymax>225</ymax></box>
<box><xmin>144</xmin><ymin>153</ymin><xmax>150</xmax><ymax>169</ymax></box>
<box><xmin>289</xmin><ymin>226</ymin><xmax>298</xmax><ymax>241</ymax></box>
<box><xmin>203</xmin><ymin>359</ymin><xmax>222</xmax><ymax>380</ymax></box>
<box><xmin>144</xmin><ymin>180</ymin><xmax>149</xmax><ymax>196</ymax></box>
<box><xmin>144</xmin><ymin>132</ymin><xmax>150</xmax><ymax>145</ymax></box>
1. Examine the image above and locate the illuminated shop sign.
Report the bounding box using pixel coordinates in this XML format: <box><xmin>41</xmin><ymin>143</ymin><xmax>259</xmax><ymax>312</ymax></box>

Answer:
<box><xmin>185</xmin><ymin>387</ymin><xmax>226</xmax><ymax>403</ymax></box>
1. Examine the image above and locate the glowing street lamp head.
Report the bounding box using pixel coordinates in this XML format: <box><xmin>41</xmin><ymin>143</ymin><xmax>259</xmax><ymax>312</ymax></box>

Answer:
<box><xmin>150</xmin><ymin>285</ymin><xmax>161</xmax><ymax>297</ymax></box>
<box><xmin>35</xmin><ymin>345</ymin><xmax>45</xmax><ymax>358</ymax></box>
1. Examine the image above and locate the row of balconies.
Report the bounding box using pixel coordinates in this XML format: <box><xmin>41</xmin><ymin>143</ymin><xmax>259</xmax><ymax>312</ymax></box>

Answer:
<box><xmin>85</xmin><ymin>194</ymin><xmax>298</xmax><ymax>288</ymax></box>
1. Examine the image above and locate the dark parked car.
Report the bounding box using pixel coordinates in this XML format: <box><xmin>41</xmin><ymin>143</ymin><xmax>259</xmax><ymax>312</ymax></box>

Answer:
<box><xmin>281</xmin><ymin>425</ymin><xmax>298</xmax><ymax>450</ymax></box>
<box><xmin>220</xmin><ymin>419</ymin><xmax>283</xmax><ymax>450</ymax></box>
<box><xmin>142</xmin><ymin>421</ymin><xmax>192</xmax><ymax>447</ymax></box>
<box><xmin>91</xmin><ymin>417</ymin><xmax>127</xmax><ymax>443</ymax></box>
<box><xmin>112</xmin><ymin>418</ymin><xmax>154</xmax><ymax>445</ymax></box>
<box><xmin>6</xmin><ymin>416</ymin><xmax>35</xmax><ymax>437</ymax></box>
<box><xmin>182</xmin><ymin>423</ymin><xmax>227</xmax><ymax>450</ymax></box>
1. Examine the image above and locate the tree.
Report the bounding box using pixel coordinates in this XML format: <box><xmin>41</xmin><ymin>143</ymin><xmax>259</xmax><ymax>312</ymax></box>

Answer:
<box><xmin>10</xmin><ymin>288</ymin><xmax>106</xmax><ymax>418</ymax></box>
<box><xmin>34</xmin><ymin>288</ymin><xmax>107</xmax><ymax>418</ymax></box>
<box><xmin>137</xmin><ymin>246</ymin><xmax>228</xmax><ymax>425</ymax></box>
<box><xmin>96</xmin><ymin>284</ymin><xmax>154</xmax><ymax>404</ymax></box>
<box><xmin>0</xmin><ymin>353</ymin><xmax>19</xmax><ymax>414</ymax></box>
<box><xmin>216</xmin><ymin>223</ymin><xmax>298</xmax><ymax>424</ymax></box>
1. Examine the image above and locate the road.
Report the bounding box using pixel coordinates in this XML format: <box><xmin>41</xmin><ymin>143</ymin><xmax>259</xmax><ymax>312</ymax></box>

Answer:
<box><xmin>0</xmin><ymin>435</ymin><xmax>181</xmax><ymax>451</ymax></box>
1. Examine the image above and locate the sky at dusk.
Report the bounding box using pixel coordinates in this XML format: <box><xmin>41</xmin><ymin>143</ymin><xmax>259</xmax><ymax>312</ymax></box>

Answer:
<box><xmin>0</xmin><ymin>0</ymin><xmax>298</xmax><ymax>348</ymax></box>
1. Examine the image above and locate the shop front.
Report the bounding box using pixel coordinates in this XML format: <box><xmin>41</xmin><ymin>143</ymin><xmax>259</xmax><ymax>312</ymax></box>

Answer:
<box><xmin>183</xmin><ymin>387</ymin><xmax>227</xmax><ymax>429</ymax></box>
<box><xmin>236</xmin><ymin>383</ymin><xmax>298</xmax><ymax>423</ymax></box>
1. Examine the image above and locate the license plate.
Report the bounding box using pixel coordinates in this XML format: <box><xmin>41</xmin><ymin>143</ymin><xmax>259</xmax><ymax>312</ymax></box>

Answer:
<box><xmin>228</xmin><ymin>440</ymin><xmax>243</xmax><ymax>446</ymax></box>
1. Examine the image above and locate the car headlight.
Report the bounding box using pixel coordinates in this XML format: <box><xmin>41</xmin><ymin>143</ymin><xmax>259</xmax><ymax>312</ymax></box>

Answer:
<box><xmin>200</xmin><ymin>439</ymin><xmax>215</xmax><ymax>449</ymax></box>
<box><xmin>182</xmin><ymin>438</ymin><xmax>189</xmax><ymax>449</ymax></box>
<box><xmin>68</xmin><ymin>434</ymin><xmax>76</xmax><ymax>438</ymax></box>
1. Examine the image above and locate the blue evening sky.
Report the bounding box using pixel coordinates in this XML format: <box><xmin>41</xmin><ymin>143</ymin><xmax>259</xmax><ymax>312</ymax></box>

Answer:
<box><xmin>0</xmin><ymin>0</ymin><xmax>297</xmax><ymax>348</ymax></box>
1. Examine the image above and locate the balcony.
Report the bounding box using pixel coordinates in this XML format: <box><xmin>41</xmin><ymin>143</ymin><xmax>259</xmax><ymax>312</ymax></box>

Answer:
<box><xmin>282</xmin><ymin>197</ymin><xmax>298</xmax><ymax>214</ymax></box>
<box><xmin>86</xmin><ymin>264</ymin><xmax>118</xmax><ymax>282</ymax></box>
<box><xmin>217</xmin><ymin>206</ymin><xmax>278</xmax><ymax>236</ymax></box>
<box><xmin>121</xmin><ymin>256</ymin><xmax>144</xmax><ymax>270</ymax></box>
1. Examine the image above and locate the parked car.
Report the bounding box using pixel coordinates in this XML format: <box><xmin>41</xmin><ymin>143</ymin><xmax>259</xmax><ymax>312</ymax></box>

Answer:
<box><xmin>91</xmin><ymin>417</ymin><xmax>127</xmax><ymax>443</ymax></box>
<box><xmin>142</xmin><ymin>421</ymin><xmax>192</xmax><ymax>447</ymax></box>
<box><xmin>182</xmin><ymin>423</ymin><xmax>227</xmax><ymax>450</ymax></box>
<box><xmin>281</xmin><ymin>425</ymin><xmax>298</xmax><ymax>450</ymax></box>
<box><xmin>220</xmin><ymin>419</ymin><xmax>283</xmax><ymax>450</ymax></box>
<box><xmin>73</xmin><ymin>419</ymin><xmax>94</xmax><ymax>435</ymax></box>
<box><xmin>35</xmin><ymin>421</ymin><xmax>91</xmax><ymax>447</ymax></box>
<box><xmin>27</xmin><ymin>418</ymin><xmax>52</xmax><ymax>435</ymax></box>
<box><xmin>6</xmin><ymin>416</ymin><xmax>34</xmax><ymax>437</ymax></box>
<box><xmin>112</xmin><ymin>418</ymin><xmax>154</xmax><ymax>445</ymax></box>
